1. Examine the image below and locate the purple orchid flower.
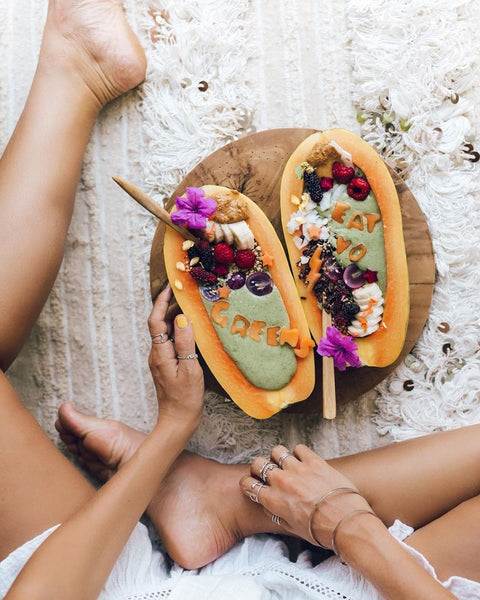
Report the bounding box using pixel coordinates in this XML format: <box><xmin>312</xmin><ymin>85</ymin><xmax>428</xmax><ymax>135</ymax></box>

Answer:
<box><xmin>171</xmin><ymin>187</ymin><xmax>217</xmax><ymax>230</ymax></box>
<box><xmin>317</xmin><ymin>326</ymin><xmax>362</xmax><ymax>371</ymax></box>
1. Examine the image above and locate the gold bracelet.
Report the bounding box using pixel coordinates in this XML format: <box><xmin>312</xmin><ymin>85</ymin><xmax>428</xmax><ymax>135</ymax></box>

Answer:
<box><xmin>307</xmin><ymin>487</ymin><xmax>362</xmax><ymax>549</ymax></box>
<box><xmin>331</xmin><ymin>509</ymin><xmax>377</xmax><ymax>558</ymax></box>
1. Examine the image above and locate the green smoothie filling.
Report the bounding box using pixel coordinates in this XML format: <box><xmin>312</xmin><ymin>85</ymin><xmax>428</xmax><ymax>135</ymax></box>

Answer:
<box><xmin>201</xmin><ymin>285</ymin><xmax>297</xmax><ymax>390</ymax></box>
<box><xmin>317</xmin><ymin>186</ymin><xmax>386</xmax><ymax>294</ymax></box>
<box><xmin>288</xmin><ymin>144</ymin><xmax>387</xmax><ymax>338</ymax></box>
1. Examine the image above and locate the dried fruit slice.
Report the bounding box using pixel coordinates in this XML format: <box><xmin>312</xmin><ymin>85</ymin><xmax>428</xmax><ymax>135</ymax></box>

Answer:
<box><xmin>164</xmin><ymin>185</ymin><xmax>315</xmax><ymax>418</ymax></box>
<box><xmin>280</xmin><ymin>129</ymin><xmax>409</xmax><ymax>368</ymax></box>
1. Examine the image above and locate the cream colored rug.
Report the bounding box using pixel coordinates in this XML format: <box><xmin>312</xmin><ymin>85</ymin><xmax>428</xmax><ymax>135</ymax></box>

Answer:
<box><xmin>1</xmin><ymin>0</ymin><xmax>479</xmax><ymax>465</ymax></box>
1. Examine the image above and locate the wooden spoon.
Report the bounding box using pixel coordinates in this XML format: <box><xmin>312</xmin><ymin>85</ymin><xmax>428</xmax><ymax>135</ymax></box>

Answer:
<box><xmin>112</xmin><ymin>176</ymin><xmax>198</xmax><ymax>242</ymax></box>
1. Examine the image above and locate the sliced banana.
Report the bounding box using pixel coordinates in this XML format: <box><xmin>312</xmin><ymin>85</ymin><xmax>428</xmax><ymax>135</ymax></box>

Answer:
<box><xmin>226</xmin><ymin>220</ymin><xmax>255</xmax><ymax>249</ymax></box>
<box><xmin>356</xmin><ymin>297</ymin><xmax>384</xmax><ymax>311</ymax></box>
<box><xmin>218</xmin><ymin>222</ymin><xmax>235</xmax><ymax>245</ymax></box>
<box><xmin>353</xmin><ymin>282</ymin><xmax>383</xmax><ymax>301</ymax></box>
<box><xmin>348</xmin><ymin>282</ymin><xmax>385</xmax><ymax>338</ymax></box>
<box><xmin>214</xmin><ymin>222</ymin><xmax>224</xmax><ymax>243</ymax></box>
<box><xmin>328</xmin><ymin>141</ymin><xmax>354</xmax><ymax>167</ymax></box>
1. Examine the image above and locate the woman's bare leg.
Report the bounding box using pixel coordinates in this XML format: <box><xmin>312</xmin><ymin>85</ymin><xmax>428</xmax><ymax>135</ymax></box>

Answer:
<box><xmin>328</xmin><ymin>425</ymin><xmax>480</xmax><ymax>528</ymax></box>
<box><xmin>56</xmin><ymin>405</ymin><xmax>480</xmax><ymax>569</ymax></box>
<box><xmin>0</xmin><ymin>0</ymin><xmax>146</xmax><ymax>560</ymax></box>
<box><xmin>0</xmin><ymin>0</ymin><xmax>146</xmax><ymax>371</ymax></box>
<box><xmin>407</xmin><ymin>494</ymin><xmax>480</xmax><ymax>582</ymax></box>
<box><xmin>0</xmin><ymin>374</ymin><xmax>95</xmax><ymax>560</ymax></box>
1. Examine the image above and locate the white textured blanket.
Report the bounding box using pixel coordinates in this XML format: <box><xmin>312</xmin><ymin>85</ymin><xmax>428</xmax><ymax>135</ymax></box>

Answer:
<box><xmin>1</xmin><ymin>0</ymin><xmax>479</xmax><ymax>464</ymax></box>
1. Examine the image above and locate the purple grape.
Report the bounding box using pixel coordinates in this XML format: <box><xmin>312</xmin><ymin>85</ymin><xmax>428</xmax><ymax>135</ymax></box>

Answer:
<box><xmin>246</xmin><ymin>272</ymin><xmax>273</xmax><ymax>296</ymax></box>
<box><xmin>200</xmin><ymin>285</ymin><xmax>220</xmax><ymax>302</ymax></box>
<box><xmin>227</xmin><ymin>272</ymin><xmax>246</xmax><ymax>290</ymax></box>
<box><xmin>343</xmin><ymin>264</ymin><xmax>365</xmax><ymax>289</ymax></box>
<box><xmin>323</xmin><ymin>256</ymin><xmax>343</xmax><ymax>282</ymax></box>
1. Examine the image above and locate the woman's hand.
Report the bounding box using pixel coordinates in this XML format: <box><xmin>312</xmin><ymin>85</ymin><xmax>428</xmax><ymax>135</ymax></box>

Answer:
<box><xmin>240</xmin><ymin>443</ymin><xmax>375</xmax><ymax>551</ymax></box>
<box><xmin>147</xmin><ymin>285</ymin><xmax>204</xmax><ymax>429</ymax></box>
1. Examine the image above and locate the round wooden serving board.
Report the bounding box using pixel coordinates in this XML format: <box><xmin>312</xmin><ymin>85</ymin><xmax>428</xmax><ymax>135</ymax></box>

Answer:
<box><xmin>150</xmin><ymin>128</ymin><xmax>436</xmax><ymax>415</ymax></box>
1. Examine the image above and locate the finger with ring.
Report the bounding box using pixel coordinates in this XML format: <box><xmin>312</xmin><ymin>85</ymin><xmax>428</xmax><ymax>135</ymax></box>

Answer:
<box><xmin>249</xmin><ymin>481</ymin><xmax>267</xmax><ymax>504</ymax></box>
<box><xmin>277</xmin><ymin>451</ymin><xmax>294</xmax><ymax>469</ymax></box>
<box><xmin>271</xmin><ymin>514</ymin><xmax>282</xmax><ymax>526</ymax></box>
<box><xmin>176</xmin><ymin>353</ymin><xmax>198</xmax><ymax>360</ymax></box>
<box><xmin>260</xmin><ymin>461</ymin><xmax>279</xmax><ymax>483</ymax></box>
<box><xmin>151</xmin><ymin>332</ymin><xmax>172</xmax><ymax>345</ymax></box>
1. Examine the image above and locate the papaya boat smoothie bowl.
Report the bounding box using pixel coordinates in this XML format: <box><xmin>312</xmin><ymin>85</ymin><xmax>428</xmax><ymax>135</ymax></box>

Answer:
<box><xmin>147</xmin><ymin>128</ymin><xmax>434</xmax><ymax>418</ymax></box>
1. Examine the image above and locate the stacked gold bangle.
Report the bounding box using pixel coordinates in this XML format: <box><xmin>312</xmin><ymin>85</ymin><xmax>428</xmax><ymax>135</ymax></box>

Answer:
<box><xmin>307</xmin><ymin>487</ymin><xmax>377</xmax><ymax>559</ymax></box>
<box><xmin>331</xmin><ymin>509</ymin><xmax>377</xmax><ymax>558</ymax></box>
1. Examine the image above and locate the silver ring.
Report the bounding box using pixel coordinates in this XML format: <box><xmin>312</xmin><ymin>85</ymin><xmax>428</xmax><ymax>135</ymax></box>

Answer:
<box><xmin>176</xmin><ymin>353</ymin><xmax>199</xmax><ymax>360</ymax></box>
<box><xmin>249</xmin><ymin>481</ymin><xmax>266</xmax><ymax>504</ymax></box>
<box><xmin>151</xmin><ymin>332</ymin><xmax>170</xmax><ymax>344</ymax></box>
<box><xmin>271</xmin><ymin>514</ymin><xmax>281</xmax><ymax>526</ymax></box>
<box><xmin>277</xmin><ymin>451</ymin><xmax>293</xmax><ymax>469</ymax></box>
<box><xmin>260</xmin><ymin>462</ymin><xmax>278</xmax><ymax>483</ymax></box>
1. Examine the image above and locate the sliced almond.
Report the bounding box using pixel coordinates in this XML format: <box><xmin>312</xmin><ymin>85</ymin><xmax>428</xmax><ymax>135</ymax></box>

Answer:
<box><xmin>174</xmin><ymin>279</ymin><xmax>183</xmax><ymax>290</ymax></box>
<box><xmin>182</xmin><ymin>240</ymin><xmax>195</xmax><ymax>251</ymax></box>
<box><xmin>176</xmin><ymin>261</ymin><xmax>186</xmax><ymax>271</ymax></box>
<box><xmin>290</xmin><ymin>194</ymin><xmax>301</xmax><ymax>206</ymax></box>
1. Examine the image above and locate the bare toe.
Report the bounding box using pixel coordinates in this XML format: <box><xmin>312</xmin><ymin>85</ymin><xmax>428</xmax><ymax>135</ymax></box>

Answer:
<box><xmin>56</xmin><ymin>402</ymin><xmax>146</xmax><ymax>482</ymax></box>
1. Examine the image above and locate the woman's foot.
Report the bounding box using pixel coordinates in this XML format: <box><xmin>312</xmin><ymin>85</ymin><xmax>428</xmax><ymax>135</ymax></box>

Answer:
<box><xmin>56</xmin><ymin>402</ymin><xmax>145</xmax><ymax>481</ymax></box>
<box><xmin>41</xmin><ymin>0</ymin><xmax>147</xmax><ymax>109</ymax></box>
<box><xmin>56</xmin><ymin>403</ymin><xmax>280</xmax><ymax>568</ymax></box>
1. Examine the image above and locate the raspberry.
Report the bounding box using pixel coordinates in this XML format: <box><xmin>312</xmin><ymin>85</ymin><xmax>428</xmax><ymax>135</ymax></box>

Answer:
<box><xmin>197</xmin><ymin>239</ymin><xmax>215</xmax><ymax>271</ymax></box>
<box><xmin>303</xmin><ymin>170</ymin><xmax>323</xmax><ymax>203</ymax></box>
<box><xmin>347</xmin><ymin>177</ymin><xmax>371</xmax><ymax>201</ymax></box>
<box><xmin>213</xmin><ymin>264</ymin><xmax>229</xmax><ymax>276</ymax></box>
<box><xmin>189</xmin><ymin>267</ymin><xmax>217</xmax><ymax>285</ymax></box>
<box><xmin>213</xmin><ymin>242</ymin><xmax>235</xmax><ymax>265</ymax></box>
<box><xmin>197</xmin><ymin>239</ymin><xmax>210</xmax><ymax>251</ymax></box>
<box><xmin>332</xmin><ymin>162</ymin><xmax>355</xmax><ymax>184</ymax></box>
<box><xmin>320</xmin><ymin>177</ymin><xmax>334</xmax><ymax>192</ymax></box>
<box><xmin>235</xmin><ymin>249</ymin><xmax>256</xmax><ymax>270</ymax></box>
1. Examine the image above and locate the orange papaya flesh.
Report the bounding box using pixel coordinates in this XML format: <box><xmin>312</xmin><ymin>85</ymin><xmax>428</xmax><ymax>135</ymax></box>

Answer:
<box><xmin>164</xmin><ymin>185</ymin><xmax>315</xmax><ymax>419</ymax></box>
<box><xmin>280</xmin><ymin>129</ymin><xmax>409</xmax><ymax>368</ymax></box>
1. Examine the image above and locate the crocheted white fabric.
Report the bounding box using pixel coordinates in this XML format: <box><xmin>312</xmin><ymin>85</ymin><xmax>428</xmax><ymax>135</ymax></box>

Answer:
<box><xmin>2</xmin><ymin>521</ymin><xmax>480</xmax><ymax>599</ymax></box>
<box><xmin>345</xmin><ymin>0</ymin><xmax>480</xmax><ymax>440</ymax></box>
<box><xmin>139</xmin><ymin>0</ymin><xmax>480</xmax><ymax>451</ymax></box>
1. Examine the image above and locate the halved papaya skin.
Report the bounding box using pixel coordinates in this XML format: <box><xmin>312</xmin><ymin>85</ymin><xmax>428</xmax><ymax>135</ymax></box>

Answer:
<box><xmin>164</xmin><ymin>185</ymin><xmax>315</xmax><ymax>419</ymax></box>
<box><xmin>280</xmin><ymin>129</ymin><xmax>409</xmax><ymax>368</ymax></box>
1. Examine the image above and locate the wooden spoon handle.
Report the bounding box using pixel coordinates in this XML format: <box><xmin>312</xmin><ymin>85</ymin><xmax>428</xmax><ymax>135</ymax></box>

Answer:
<box><xmin>321</xmin><ymin>309</ymin><xmax>337</xmax><ymax>419</ymax></box>
<box><xmin>112</xmin><ymin>176</ymin><xmax>198</xmax><ymax>242</ymax></box>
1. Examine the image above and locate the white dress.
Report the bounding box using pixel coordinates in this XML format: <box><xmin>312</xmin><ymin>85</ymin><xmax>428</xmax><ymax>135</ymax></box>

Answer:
<box><xmin>1</xmin><ymin>520</ymin><xmax>479</xmax><ymax>600</ymax></box>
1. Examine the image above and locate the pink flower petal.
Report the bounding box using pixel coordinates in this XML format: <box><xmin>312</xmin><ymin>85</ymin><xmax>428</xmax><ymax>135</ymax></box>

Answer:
<box><xmin>197</xmin><ymin>195</ymin><xmax>217</xmax><ymax>218</ymax></box>
<box><xmin>175</xmin><ymin>196</ymin><xmax>191</xmax><ymax>211</ymax></box>
<box><xmin>187</xmin><ymin>212</ymin><xmax>208</xmax><ymax>229</ymax></box>
<box><xmin>173</xmin><ymin>188</ymin><xmax>217</xmax><ymax>229</ymax></box>
<box><xmin>171</xmin><ymin>209</ymin><xmax>191</xmax><ymax>226</ymax></box>
<box><xmin>316</xmin><ymin>326</ymin><xmax>361</xmax><ymax>370</ymax></box>
<box><xmin>186</xmin><ymin>187</ymin><xmax>205</xmax><ymax>203</ymax></box>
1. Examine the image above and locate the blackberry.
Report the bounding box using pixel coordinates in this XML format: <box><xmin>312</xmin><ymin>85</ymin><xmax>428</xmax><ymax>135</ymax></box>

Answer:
<box><xmin>187</xmin><ymin>246</ymin><xmax>200</xmax><ymax>260</ymax></box>
<box><xmin>197</xmin><ymin>240</ymin><xmax>215</xmax><ymax>272</ymax></box>
<box><xmin>342</xmin><ymin>302</ymin><xmax>360</xmax><ymax>319</ymax></box>
<box><xmin>303</xmin><ymin>170</ymin><xmax>323</xmax><ymax>203</ymax></box>
<box><xmin>190</xmin><ymin>267</ymin><xmax>217</xmax><ymax>285</ymax></box>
